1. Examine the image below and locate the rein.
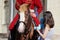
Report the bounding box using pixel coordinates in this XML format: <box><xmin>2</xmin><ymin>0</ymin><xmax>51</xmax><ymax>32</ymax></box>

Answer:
<box><xmin>16</xmin><ymin>3</ymin><xmax>33</xmax><ymax>40</ymax></box>
<box><xmin>18</xmin><ymin>21</ymin><xmax>32</xmax><ymax>40</ymax></box>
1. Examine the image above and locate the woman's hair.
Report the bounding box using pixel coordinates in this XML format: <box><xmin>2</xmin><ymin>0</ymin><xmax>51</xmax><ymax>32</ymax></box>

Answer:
<box><xmin>43</xmin><ymin>11</ymin><xmax>54</xmax><ymax>28</ymax></box>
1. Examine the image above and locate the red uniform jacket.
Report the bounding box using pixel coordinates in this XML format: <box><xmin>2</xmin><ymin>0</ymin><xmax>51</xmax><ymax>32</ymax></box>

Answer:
<box><xmin>9</xmin><ymin>0</ymin><xmax>43</xmax><ymax>30</ymax></box>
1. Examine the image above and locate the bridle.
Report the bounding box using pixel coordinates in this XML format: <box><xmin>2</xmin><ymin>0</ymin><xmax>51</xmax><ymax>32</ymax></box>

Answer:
<box><xmin>18</xmin><ymin>13</ymin><xmax>32</xmax><ymax>40</ymax></box>
<box><xmin>18</xmin><ymin>21</ymin><xmax>32</xmax><ymax>40</ymax></box>
<box><xmin>17</xmin><ymin>3</ymin><xmax>32</xmax><ymax>39</ymax></box>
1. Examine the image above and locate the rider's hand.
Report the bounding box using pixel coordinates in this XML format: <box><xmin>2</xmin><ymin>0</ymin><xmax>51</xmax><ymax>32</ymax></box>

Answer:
<box><xmin>30</xmin><ymin>12</ymin><xmax>36</xmax><ymax>17</ymax></box>
<box><xmin>30</xmin><ymin>9</ymin><xmax>36</xmax><ymax>17</ymax></box>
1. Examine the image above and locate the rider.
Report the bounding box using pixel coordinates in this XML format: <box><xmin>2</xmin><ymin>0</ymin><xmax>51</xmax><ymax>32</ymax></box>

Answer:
<box><xmin>9</xmin><ymin>0</ymin><xmax>43</xmax><ymax>31</ymax></box>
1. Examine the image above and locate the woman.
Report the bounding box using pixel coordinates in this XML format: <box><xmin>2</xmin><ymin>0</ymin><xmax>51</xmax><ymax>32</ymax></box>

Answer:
<box><xmin>37</xmin><ymin>11</ymin><xmax>54</xmax><ymax>40</ymax></box>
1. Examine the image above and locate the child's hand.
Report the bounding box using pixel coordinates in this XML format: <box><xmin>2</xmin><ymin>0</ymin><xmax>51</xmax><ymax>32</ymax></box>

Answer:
<box><xmin>34</xmin><ymin>24</ymin><xmax>41</xmax><ymax>30</ymax></box>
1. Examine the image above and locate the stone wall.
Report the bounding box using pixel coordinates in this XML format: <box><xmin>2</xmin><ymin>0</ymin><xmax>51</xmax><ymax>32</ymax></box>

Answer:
<box><xmin>47</xmin><ymin>0</ymin><xmax>60</xmax><ymax>35</ymax></box>
<box><xmin>0</xmin><ymin>0</ymin><xmax>10</xmax><ymax>33</ymax></box>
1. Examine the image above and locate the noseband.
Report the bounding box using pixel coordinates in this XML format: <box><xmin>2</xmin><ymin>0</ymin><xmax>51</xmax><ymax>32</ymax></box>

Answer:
<box><xmin>17</xmin><ymin>7</ymin><xmax>32</xmax><ymax>40</ymax></box>
<box><xmin>19</xmin><ymin>21</ymin><xmax>32</xmax><ymax>34</ymax></box>
<box><xmin>18</xmin><ymin>20</ymin><xmax>32</xmax><ymax>40</ymax></box>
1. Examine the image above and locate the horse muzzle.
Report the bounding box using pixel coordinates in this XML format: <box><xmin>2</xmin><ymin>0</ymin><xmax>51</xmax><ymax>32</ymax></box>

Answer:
<box><xmin>18</xmin><ymin>22</ymin><xmax>25</xmax><ymax>33</ymax></box>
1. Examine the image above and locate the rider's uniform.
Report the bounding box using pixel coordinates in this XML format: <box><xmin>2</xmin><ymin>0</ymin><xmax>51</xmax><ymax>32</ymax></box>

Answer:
<box><xmin>9</xmin><ymin>0</ymin><xmax>43</xmax><ymax>30</ymax></box>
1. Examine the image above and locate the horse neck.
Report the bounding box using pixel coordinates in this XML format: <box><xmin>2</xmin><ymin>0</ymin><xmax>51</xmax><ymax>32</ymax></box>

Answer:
<box><xmin>27</xmin><ymin>14</ymin><xmax>32</xmax><ymax>28</ymax></box>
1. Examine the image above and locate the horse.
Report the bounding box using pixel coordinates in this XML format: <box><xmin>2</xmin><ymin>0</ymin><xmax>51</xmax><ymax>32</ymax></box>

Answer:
<box><xmin>9</xmin><ymin>4</ymin><xmax>34</xmax><ymax>40</ymax></box>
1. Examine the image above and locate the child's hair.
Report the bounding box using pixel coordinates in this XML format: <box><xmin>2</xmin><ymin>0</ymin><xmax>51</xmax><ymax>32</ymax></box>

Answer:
<box><xmin>43</xmin><ymin>11</ymin><xmax>54</xmax><ymax>28</ymax></box>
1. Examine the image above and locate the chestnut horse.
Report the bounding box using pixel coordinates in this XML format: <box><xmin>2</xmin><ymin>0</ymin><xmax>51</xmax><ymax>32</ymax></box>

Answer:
<box><xmin>9</xmin><ymin>4</ymin><xmax>34</xmax><ymax>40</ymax></box>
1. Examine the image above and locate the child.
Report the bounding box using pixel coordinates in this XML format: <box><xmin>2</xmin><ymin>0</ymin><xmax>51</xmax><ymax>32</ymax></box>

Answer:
<box><xmin>37</xmin><ymin>11</ymin><xmax>54</xmax><ymax>40</ymax></box>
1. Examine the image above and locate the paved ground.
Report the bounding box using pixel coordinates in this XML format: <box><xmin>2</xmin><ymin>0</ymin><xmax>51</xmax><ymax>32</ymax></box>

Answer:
<box><xmin>0</xmin><ymin>33</ymin><xmax>8</xmax><ymax>40</ymax></box>
<box><xmin>0</xmin><ymin>38</ymin><xmax>7</xmax><ymax>40</ymax></box>
<box><xmin>0</xmin><ymin>34</ymin><xmax>60</xmax><ymax>40</ymax></box>
<box><xmin>51</xmin><ymin>35</ymin><xmax>60</xmax><ymax>40</ymax></box>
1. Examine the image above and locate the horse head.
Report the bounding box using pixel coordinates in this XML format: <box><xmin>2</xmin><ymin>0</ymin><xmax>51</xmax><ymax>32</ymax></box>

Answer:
<box><xmin>15</xmin><ymin>4</ymin><xmax>34</xmax><ymax>40</ymax></box>
<box><xmin>17</xmin><ymin>4</ymin><xmax>30</xmax><ymax>33</ymax></box>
